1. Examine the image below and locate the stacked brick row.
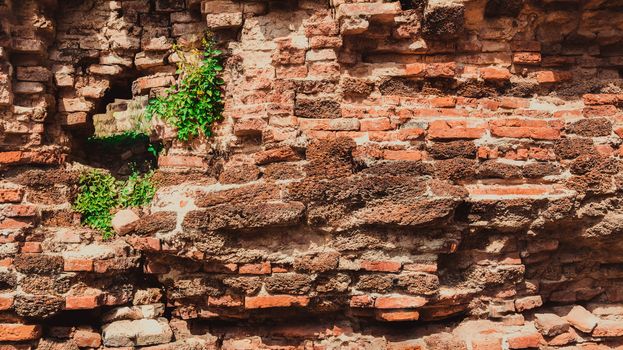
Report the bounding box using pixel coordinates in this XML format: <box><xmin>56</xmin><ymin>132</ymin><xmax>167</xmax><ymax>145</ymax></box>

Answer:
<box><xmin>1</xmin><ymin>0</ymin><xmax>623</xmax><ymax>349</ymax></box>
<box><xmin>50</xmin><ymin>0</ymin><xmax>206</xmax><ymax>148</ymax></box>
<box><xmin>0</xmin><ymin>0</ymin><xmax>66</xmax><ymax>166</ymax></box>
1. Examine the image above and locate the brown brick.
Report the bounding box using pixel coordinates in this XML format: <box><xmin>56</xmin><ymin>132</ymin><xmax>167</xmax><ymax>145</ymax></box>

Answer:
<box><xmin>360</xmin><ymin>260</ymin><xmax>401</xmax><ymax>272</ymax></box>
<box><xmin>0</xmin><ymin>324</ymin><xmax>42</xmax><ymax>341</ymax></box>
<box><xmin>375</xmin><ymin>296</ymin><xmax>427</xmax><ymax>309</ymax></box>
<box><xmin>65</xmin><ymin>295</ymin><xmax>102</xmax><ymax>310</ymax></box>
<box><xmin>73</xmin><ymin>329</ymin><xmax>102</xmax><ymax>348</ymax></box>
<box><xmin>245</xmin><ymin>295</ymin><xmax>309</xmax><ymax>309</ymax></box>
<box><xmin>239</xmin><ymin>262</ymin><xmax>271</xmax><ymax>275</ymax></box>
<box><xmin>375</xmin><ymin>309</ymin><xmax>420</xmax><ymax>321</ymax></box>
<box><xmin>0</xmin><ymin>296</ymin><xmax>13</xmax><ymax>310</ymax></box>
<box><xmin>64</xmin><ymin>258</ymin><xmax>94</xmax><ymax>272</ymax></box>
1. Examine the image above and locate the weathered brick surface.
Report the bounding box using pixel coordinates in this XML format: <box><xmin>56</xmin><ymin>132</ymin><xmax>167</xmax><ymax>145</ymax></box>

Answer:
<box><xmin>2</xmin><ymin>0</ymin><xmax>623</xmax><ymax>348</ymax></box>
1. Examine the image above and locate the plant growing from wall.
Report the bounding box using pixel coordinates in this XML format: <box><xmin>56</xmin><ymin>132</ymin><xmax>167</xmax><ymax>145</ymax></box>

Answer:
<box><xmin>73</xmin><ymin>170</ymin><xmax>118</xmax><ymax>238</ymax></box>
<box><xmin>145</xmin><ymin>35</ymin><xmax>224</xmax><ymax>142</ymax></box>
<box><xmin>73</xmin><ymin>168</ymin><xmax>156</xmax><ymax>239</ymax></box>
<box><xmin>117</xmin><ymin>170</ymin><xmax>156</xmax><ymax>208</ymax></box>
<box><xmin>88</xmin><ymin>131</ymin><xmax>163</xmax><ymax>158</ymax></box>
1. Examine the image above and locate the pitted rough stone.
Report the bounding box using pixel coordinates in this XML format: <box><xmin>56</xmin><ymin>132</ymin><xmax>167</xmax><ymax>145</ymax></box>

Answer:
<box><xmin>102</xmin><ymin>318</ymin><xmax>173</xmax><ymax>347</ymax></box>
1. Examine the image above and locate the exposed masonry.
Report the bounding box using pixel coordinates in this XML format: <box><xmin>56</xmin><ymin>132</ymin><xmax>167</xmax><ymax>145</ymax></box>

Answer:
<box><xmin>2</xmin><ymin>0</ymin><xmax>623</xmax><ymax>349</ymax></box>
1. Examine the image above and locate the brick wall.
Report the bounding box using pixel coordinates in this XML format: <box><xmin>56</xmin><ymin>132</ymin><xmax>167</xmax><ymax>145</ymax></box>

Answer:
<box><xmin>2</xmin><ymin>0</ymin><xmax>623</xmax><ymax>348</ymax></box>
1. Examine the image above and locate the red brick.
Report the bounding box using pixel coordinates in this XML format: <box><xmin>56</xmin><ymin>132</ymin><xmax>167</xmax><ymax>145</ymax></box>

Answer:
<box><xmin>254</xmin><ymin>146</ymin><xmax>300</xmax><ymax>165</ymax></box>
<box><xmin>477</xmin><ymin>146</ymin><xmax>499</xmax><ymax>160</ymax></box>
<box><xmin>480</xmin><ymin>67</ymin><xmax>511</xmax><ymax>81</ymax></box>
<box><xmin>472</xmin><ymin>336</ymin><xmax>503</xmax><ymax>350</ymax></box>
<box><xmin>350</xmin><ymin>295</ymin><xmax>374</xmax><ymax>308</ymax></box>
<box><xmin>308</xmin><ymin>62</ymin><xmax>340</xmax><ymax>79</ymax></box>
<box><xmin>383</xmin><ymin>150</ymin><xmax>423</xmax><ymax>161</ymax></box>
<box><xmin>369</xmin><ymin>131</ymin><xmax>398</xmax><ymax>142</ymax></box>
<box><xmin>425</xmin><ymin>62</ymin><xmax>456</xmax><ymax>78</ymax></box>
<box><xmin>565</xmin><ymin>305</ymin><xmax>598</xmax><ymax>333</ymax></box>
<box><xmin>535</xmin><ymin>71</ymin><xmax>573</xmax><ymax>84</ymax></box>
<box><xmin>58</xmin><ymin>98</ymin><xmax>94</xmax><ymax>113</ymax></box>
<box><xmin>507</xmin><ymin>329</ymin><xmax>544</xmax><ymax>349</ymax></box>
<box><xmin>132</xmin><ymin>74</ymin><xmax>175</xmax><ymax>94</ymax></box>
<box><xmin>0</xmin><ymin>258</ymin><xmax>13</xmax><ymax>268</ymax></box>
<box><xmin>500</xmin><ymin>97</ymin><xmax>529</xmax><ymax>109</ymax></box>
<box><xmin>0</xmin><ymin>152</ymin><xmax>22</xmax><ymax>164</ymax></box>
<box><xmin>513</xmin><ymin>52</ymin><xmax>541</xmax><ymax>65</ymax></box>
<box><xmin>583</xmin><ymin>94</ymin><xmax>623</xmax><ymax>106</ymax></box>
<box><xmin>479</xmin><ymin>99</ymin><xmax>500</xmax><ymax>111</ymax></box>
<box><xmin>65</xmin><ymin>295</ymin><xmax>102</xmax><ymax>310</ymax></box>
<box><xmin>239</xmin><ymin>262</ymin><xmax>271</xmax><ymax>275</ymax></box>
<box><xmin>360</xmin><ymin>260</ymin><xmax>401</xmax><ymax>272</ymax></box>
<box><xmin>336</xmin><ymin>3</ymin><xmax>401</xmax><ymax>19</ymax></box>
<box><xmin>514</xmin><ymin>296</ymin><xmax>542</xmax><ymax>312</ymax></box>
<box><xmin>405</xmin><ymin>63</ymin><xmax>425</xmax><ymax>76</ymax></box>
<box><xmin>360</xmin><ymin>118</ymin><xmax>392</xmax><ymax>131</ymax></box>
<box><xmin>245</xmin><ymin>295</ymin><xmax>309</xmax><ymax>309</ymax></box>
<box><xmin>63</xmin><ymin>112</ymin><xmax>88</xmax><ymax>126</ymax></box>
<box><xmin>428</xmin><ymin>128</ymin><xmax>485</xmax><ymax>140</ymax></box>
<box><xmin>592</xmin><ymin>320</ymin><xmax>623</xmax><ymax>337</ymax></box>
<box><xmin>548</xmin><ymin>329</ymin><xmax>577</xmax><ymax>346</ymax></box>
<box><xmin>0</xmin><ymin>296</ymin><xmax>13</xmax><ymax>310</ymax></box>
<box><xmin>403</xmin><ymin>262</ymin><xmax>437</xmax><ymax>273</ymax></box>
<box><xmin>430</xmin><ymin>97</ymin><xmax>456</xmax><ymax>108</ymax></box>
<box><xmin>0</xmin><ymin>218</ymin><xmax>31</xmax><ymax>230</ymax></box>
<box><xmin>0</xmin><ymin>324</ymin><xmax>42</xmax><ymax>341</ymax></box>
<box><xmin>21</xmin><ymin>242</ymin><xmax>42</xmax><ymax>253</ymax></box>
<box><xmin>375</xmin><ymin>309</ymin><xmax>420</xmax><ymax>321</ymax></box>
<box><xmin>299</xmin><ymin>118</ymin><xmax>330</xmax><ymax>130</ymax></box>
<box><xmin>374</xmin><ymin>296</ymin><xmax>427</xmax><ymax>309</ymax></box>
<box><xmin>396</xmin><ymin>128</ymin><xmax>425</xmax><ymax>141</ymax></box>
<box><xmin>234</xmin><ymin>118</ymin><xmax>267</xmax><ymax>136</ymax></box>
<box><xmin>73</xmin><ymin>329</ymin><xmax>102</xmax><ymax>348</ymax></box>
<box><xmin>64</xmin><ymin>258</ymin><xmax>94</xmax><ymax>272</ymax></box>
<box><xmin>304</xmin><ymin>20</ymin><xmax>339</xmax><ymax>36</ymax></box>
<box><xmin>276</xmin><ymin>65</ymin><xmax>308</xmax><ymax>79</ymax></box>
<box><xmin>428</xmin><ymin>120</ymin><xmax>486</xmax><ymax>140</ymax></box>
<box><xmin>2</xmin><ymin>205</ymin><xmax>36</xmax><ymax>217</ymax></box>
<box><xmin>310</xmin><ymin>36</ymin><xmax>342</xmax><ymax>49</ymax></box>
<box><xmin>127</xmin><ymin>237</ymin><xmax>161</xmax><ymax>251</ymax></box>
<box><xmin>201</xmin><ymin>1</ymin><xmax>240</xmax><ymax>14</ymax></box>
<box><xmin>490</xmin><ymin>119</ymin><xmax>561</xmax><ymax>140</ymax></box>
<box><xmin>467</xmin><ymin>185</ymin><xmax>559</xmax><ymax>197</ymax></box>
<box><xmin>583</xmin><ymin>105</ymin><xmax>619</xmax><ymax>118</ymax></box>
<box><xmin>0</xmin><ymin>189</ymin><xmax>24</xmax><ymax>203</ymax></box>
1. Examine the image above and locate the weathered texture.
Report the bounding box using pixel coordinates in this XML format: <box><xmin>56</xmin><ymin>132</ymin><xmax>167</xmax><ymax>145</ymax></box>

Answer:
<box><xmin>3</xmin><ymin>0</ymin><xmax>623</xmax><ymax>348</ymax></box>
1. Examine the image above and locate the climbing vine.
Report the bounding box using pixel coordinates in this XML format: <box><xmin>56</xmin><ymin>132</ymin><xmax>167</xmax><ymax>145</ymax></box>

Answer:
<box><xmin>145</xmin><ymin>35</ymin><xmax>224</xmax><ymax>142</ymax></box>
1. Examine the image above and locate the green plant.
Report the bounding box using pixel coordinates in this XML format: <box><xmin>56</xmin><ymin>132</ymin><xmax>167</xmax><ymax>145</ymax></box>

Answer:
<box><xmin>88</xmin><ymin>131</ymin><xmax>147</xmax><ymax>146</ymax></box>
<box><xmin>118</xmin><ymin>170</ymin><xmax>156</xmax><ymax>208</ymax></box>
<box><xmin>88</xmin><ymin>131</ymin><xmax>163</xmax><ymax>158</ymax></box>
<box><xmin>73</xmin><ymin>168</ymin><xmax>157</xmax><ymax>239</ymax></box>
<box><xmin>73</xmin><ymin>170</ymin><xmax>119</xmax><ymax>239</ymax></box>
<box><xmin>145</xmin><ymin>35</ymin><xmax>224</xmax><ymax>142</ymax></box>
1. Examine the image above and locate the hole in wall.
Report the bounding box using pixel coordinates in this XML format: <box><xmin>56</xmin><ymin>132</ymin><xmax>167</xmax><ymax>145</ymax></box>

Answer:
<box><xmin>400</xmin><ymin>0</ymin><xmax>416</xmax><ymax>10</ymax></box>
<box><xmin>68</xmin><ymin>76</ymin><xmax>161</xmax><ymax>176</ymax></box>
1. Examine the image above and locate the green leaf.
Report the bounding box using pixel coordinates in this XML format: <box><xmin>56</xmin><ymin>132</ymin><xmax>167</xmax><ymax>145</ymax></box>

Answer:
<box><xmin>143</xmin><ymin>33</ymin><xmax>224</xmax><ymax>143</ymax></box>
